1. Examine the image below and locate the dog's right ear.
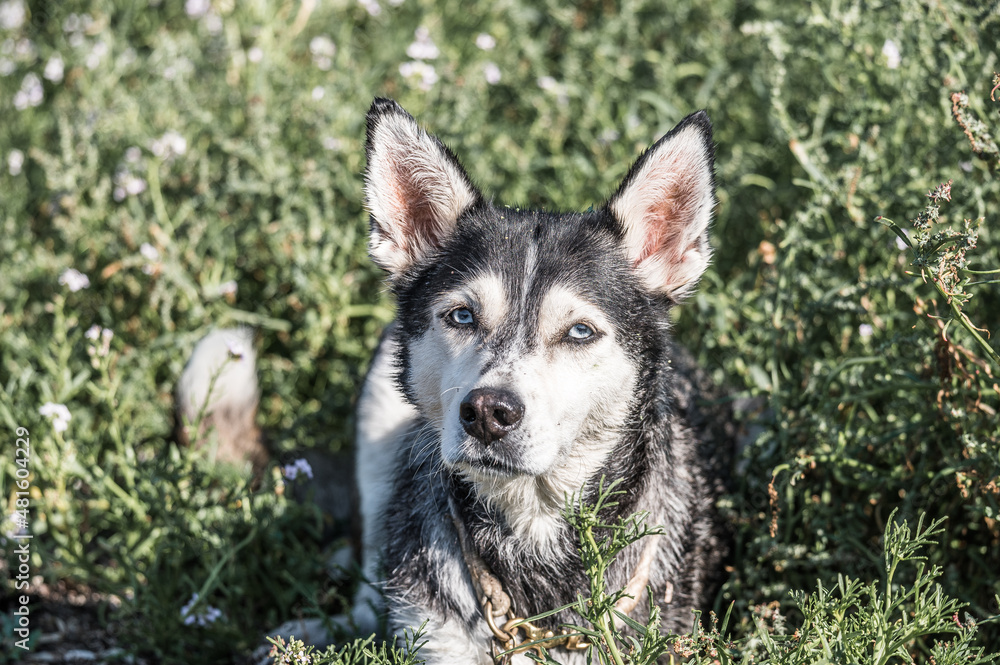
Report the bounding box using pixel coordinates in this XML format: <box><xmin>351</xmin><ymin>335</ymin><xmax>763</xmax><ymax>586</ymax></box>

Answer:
<box><xmin>605</xmin><ymin>111</ymin><xmax>716</xmax><ymax>302</ymax></box>
<box><xmin>364</xmin><ymin>98</ymin><xmax>483</xmax><ymax>277</ymax></box>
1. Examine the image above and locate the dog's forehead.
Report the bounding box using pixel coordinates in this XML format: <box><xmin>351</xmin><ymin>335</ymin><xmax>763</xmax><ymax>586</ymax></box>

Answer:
<box><xmin>427</xmin><ymin>206</ymin><xmax>640</xmax><ymax>330</ymax></box>
<box><xmin>448</xmin><ymin>207</ymin><xmax>622</xmax><ymax>284</ymax></box>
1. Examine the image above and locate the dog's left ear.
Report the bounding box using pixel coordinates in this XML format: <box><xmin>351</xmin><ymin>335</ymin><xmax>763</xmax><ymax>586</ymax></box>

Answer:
<box><xmin>364</xmin><ymin>98</ymin><xmax>483</xmax><ymax>278</ymax></box>
<box><xmin>605</xmin><ymin>111</ymin><xmax>716</xmax><ymax>301</ymax></box>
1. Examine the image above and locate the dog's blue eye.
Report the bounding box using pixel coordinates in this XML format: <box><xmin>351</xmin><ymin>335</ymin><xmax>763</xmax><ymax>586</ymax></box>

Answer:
<box><xmin>567</xmin><ymin>323</ymin><xmax>595</xmax><ymax>341</ymax></box>
<box><xmin>449</xmin><ymin>308</ymin><xmax>475</xmax><ymax>326</ymax></box>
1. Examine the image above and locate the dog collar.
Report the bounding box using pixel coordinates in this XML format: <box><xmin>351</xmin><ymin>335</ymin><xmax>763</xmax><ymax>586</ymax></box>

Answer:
<box><xmin>447</xmin><ymin>496</ymin><xmax>658</xmax><ymax>662</ymax></box>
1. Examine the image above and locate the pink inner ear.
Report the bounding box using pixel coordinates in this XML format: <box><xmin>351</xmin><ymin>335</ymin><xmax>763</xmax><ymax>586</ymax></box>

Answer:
<box><xmin>385</xmin><ymin>158</ymin><xmax>445</xmax><ymax>255</ymax></box>
<box><xmin>638</xmin><ymin>209</ymin><xmax>681</xmax><ymax>266</ymax></box>
<box><xmin>634</xmin><ymin>170</ymin><xmax>698</xmax><ymax>268</ymax></box>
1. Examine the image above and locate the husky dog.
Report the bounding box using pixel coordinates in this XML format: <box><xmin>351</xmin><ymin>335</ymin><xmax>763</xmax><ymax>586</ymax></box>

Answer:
<box><xmin>342</xmin><ymin>98</ymin><xmax>732</xmax><ymax>664</ymax></box>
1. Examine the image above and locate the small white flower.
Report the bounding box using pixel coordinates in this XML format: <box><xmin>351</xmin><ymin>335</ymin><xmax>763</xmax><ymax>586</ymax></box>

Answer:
<box><xmin>475</xmin><ymin>33</ymin><xmax>496</xmax><ymax>50</ymax></box>
<box><xmin>247</xmin><ymin>46</ymin><xmax>263</xmax><ymax>63</ymax></box>
<box><xmin>140</xmin><ymin>243</ymin><xmax>160</xmax><ymax>261</ymax></box>
<box><xmin>180</xmin><ymin>592</ymin><xmax>223</xmax><ymax>627</ymax></box>
<box><xmin>536</xmin><ymin>75</ymin><xmax>557</xmax><ymax>91</ymax></box>
<box><xmin>283</xmin><ymin>458</ymin><xmax>314</xmax><ymax>481</ymax></box>
<box><xmin>309</xmin><ymin>35</ymin><xmax>336</xmax><ymax>57</ymax></box>
<box><xmin>13</xmin><ymin>37</ymin><xmax>34</xmax><ymax>58</ymax></box>
<box><xmin>3</xmin><ymin>516</ymin><xmax>28</xmax><ymax>541</ymax></box>
<box><xmin>0</xmin><ymin>58</ymin><xmax>14</xmax><ymax>76</ymax></box>
<box><xmin>39</xmin><ymin>402</ymin><xmax>71</xmax><ymax>433</ymax></box>
<box><xmin>406</xmin><ymin>26</ymin><xmax>439</xmax><ymax>60</ymax></box>
<box><xmin>85</xmin><ymin>325</ymin><xmax>114</xmax><ymax>361</ymax></box>
<box><xmin>483</xmin><ymin>62</ymin><xmax>501</xmax><ymax>85</ymax></box>
<box><xmin>309</xmin><ymin>35</ymin><xmax>335</xmax><ymax>70</ymax></box>
<box><xmin>882</xmin><ymin>39</ymin><xmax>900</xmax><ymax>70</ymax></box>
<box><xmin>125</xmin><ymin>175</ymin><xmax>146</xmax><ymax>195</ymax></box>
<box><xmin>217</xmin><ymin>280</ymin><xmax>237</xmax><ymax>297</ymax></box>
<box><xmin>150</xmin><ymin>130</ymin><xmax>187</xmax><ymax>159</ymax></box>
<box><xmin>8</xmin><ymin>148</ymin><xmax>24</xmax><ymax>176</ymax></box>
<box><xmin>13</xmin><ymin>72</ymin><xmax>42</xmax><ymax>110</ymax></box>
<box><xmin>120</xmin><ymin>48</ymin><xmax>137</xmax><ymax>68</ymax></box>
<box><xmin>598</xmin><ymin>128</ymin><xmax>620</xmax><ymax>144</ymax></box>
<box><xmin>62</xmin><ymin>13</ymin><xmax>91</xmax><ymax>33</ymax></box>
<box><xmin>113</xmin><ymin>168</ymin><xmax>147</xmax><ymax>200</ymax></box>
<box><xmin>43</xmin><ymin>53</ymin><xmax>64</xmax><ymax>82</ymax></box>
<box><xmin>399</xmin><ymin>60</ymin><xmax>438</xmax><ymax>91</ymax></box>
<box><xmin>358</xmin><ymin>0</ymin><xmax>381</xmax><ymax>16</ymax></box>
<box><xmin>169</xmin><ymin>132</ymin><xmax>187</xmax><ymax>156</ymax></box>
<box><xmin>39</xmin><ymin>402</ymin><xmax>71</xmax><ymax>420</ymax></box>
<box><xmin>125</xmin><ymin>146</ymin><xmax>142</xmax><ymax>163</ymax></box>
<box><xmin>85</xmin><ymin>40</ymin><xmax>107</xmax><ymax>70</ymax></box>
<box><xmin>185</xmin><ymin>0</ymin><xmax>211</xmax><ymax>18</ymax></box>
<box><xmin>858</xmin><ymin>323</ymin><xmax>873</xmax><ymax>339</ymax></box>
<box><xmin>59</xmin><ymin>268</ymin><xmax>90</xmax><ymax>292</ymax></box>
<box><xmin>0</xmin><ymin>0</ymin><xmax>25</xmax><ymax>31</ymax></box>
<box><xmin>205</xmin><ymin>13</ymin><xmax>222</xmax><ymax>34</ymax></box>
<box><xmin>311</xmin><ymin>85</ymin><xmax>324</xmax><ymax>100</ymax></box>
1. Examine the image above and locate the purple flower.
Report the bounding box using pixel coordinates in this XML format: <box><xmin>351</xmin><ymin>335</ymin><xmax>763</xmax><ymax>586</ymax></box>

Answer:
<box><xmin>282</xmin><ymin>458</ymin><xmax>314</xmax><ymax>481</ymax></box>
<box><xmin>180</xmin><ymin>592</ymin><xmax>223</xmax><ymax>626</ymax></box>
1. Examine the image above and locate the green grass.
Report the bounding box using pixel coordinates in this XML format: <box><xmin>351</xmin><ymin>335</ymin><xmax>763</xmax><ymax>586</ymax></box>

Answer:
<box><xmin>1</xmin><ymin>0</ymin><xmax>999</xmax><ymax>662</ymax></box>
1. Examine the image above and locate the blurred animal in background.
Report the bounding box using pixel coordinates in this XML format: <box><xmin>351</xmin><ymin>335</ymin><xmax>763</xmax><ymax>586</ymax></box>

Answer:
<box><xmin>175</xmin><ymin>327</ymin><xmax>269</xmax><ymax>475</ymax></box>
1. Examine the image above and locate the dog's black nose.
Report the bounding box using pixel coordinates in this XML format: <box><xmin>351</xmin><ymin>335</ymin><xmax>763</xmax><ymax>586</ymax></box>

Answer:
<box><xmin>459</xmin><ymin>388</ymin><xmax>524</xmax><ymax>444</ymax></box>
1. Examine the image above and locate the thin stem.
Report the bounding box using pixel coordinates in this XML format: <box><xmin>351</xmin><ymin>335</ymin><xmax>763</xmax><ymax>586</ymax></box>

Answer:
<box><xmin>146</xmin><ymin>158</ymin><xmax>173</xmax><ymax>232</ymax></box>
<box><xmin>196</xmin><ymin>524</ymin><xmax>257</xmax><ymax>602</ymax></box>
<box><xmin>583</xmin><ymin>527</ymin><xmax>627</xmax><ymax>665</ymax></box>
<box><xmin>927</xmin><ymin>267</ymin><xmax>1000</xmax><ymax>369</ymax></box>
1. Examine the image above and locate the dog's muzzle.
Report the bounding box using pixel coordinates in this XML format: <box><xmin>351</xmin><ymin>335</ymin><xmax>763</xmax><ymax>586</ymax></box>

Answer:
<box><xmin>459</xmin><ymin>387</ymin><xmax>524</xmax><ymax>445</ymax></box>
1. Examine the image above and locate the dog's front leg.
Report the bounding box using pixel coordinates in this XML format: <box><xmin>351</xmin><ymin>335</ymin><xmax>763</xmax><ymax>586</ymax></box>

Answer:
<box><xmin>391</xmin><ymin>606</ymin><xmax>496</xmax><ymax>665</ymax></box>
<box><xmin>355</xmin><ymin>323</ymin><xmax>418</xmax><ymax>628</ymax></box>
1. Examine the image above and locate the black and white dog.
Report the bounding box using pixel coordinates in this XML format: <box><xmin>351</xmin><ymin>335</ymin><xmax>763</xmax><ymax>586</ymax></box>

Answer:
<box><xmin>337</xmin><ymin>99</ymin><xmax>732</xmax><ymax>664</ymax></box>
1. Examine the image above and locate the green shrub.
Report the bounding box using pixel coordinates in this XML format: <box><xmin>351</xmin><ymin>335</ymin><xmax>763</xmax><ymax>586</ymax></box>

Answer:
<box><xmin>272</xmin><ymin>487</ymin><xmax>999</xmax><ymax>664</ymax></box>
